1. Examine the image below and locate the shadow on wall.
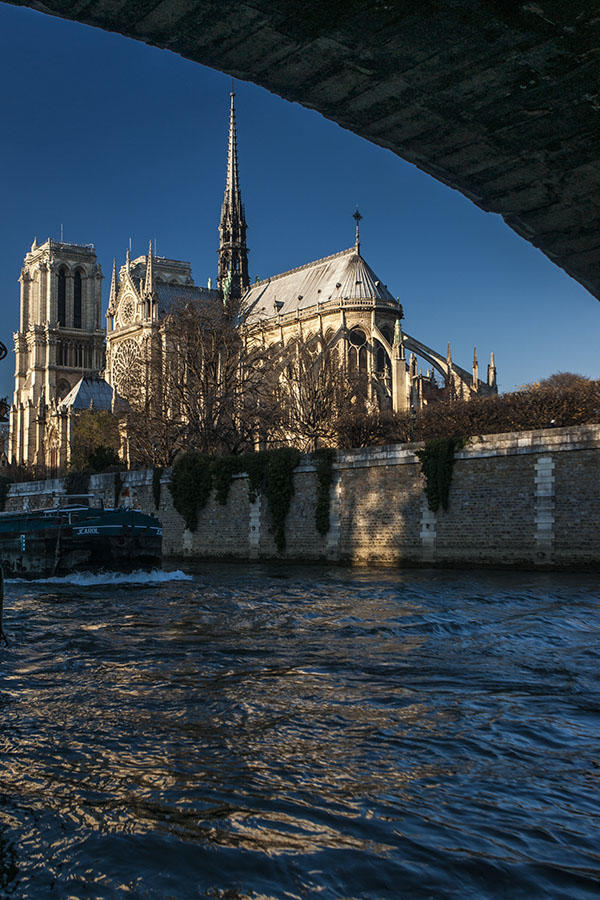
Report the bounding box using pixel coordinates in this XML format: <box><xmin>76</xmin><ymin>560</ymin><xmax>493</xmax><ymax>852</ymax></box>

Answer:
<box><xmin>339</xmin><ymin>459</ymin><xmax>424</xmax><ymax>565</ymax></box>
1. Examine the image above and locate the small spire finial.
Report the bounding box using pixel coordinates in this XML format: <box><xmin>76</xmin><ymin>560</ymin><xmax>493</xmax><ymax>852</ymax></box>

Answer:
<box><xmin>393</xmin><ymin>317</ymin><xmax>405</xmax><ymax>359</ymax></box>
<box><xmin>108</xmin><ymin>258</ymin><xmax>118</xmax><ymax>308</ymax></box>
<box><xmin>488</xmin><ymin>351</ymin><xmax>497</xmax><ymax>389</ymax></box>
<box><xmin>353</xmin><ymin>208</ymin><xmax>362</xmax><ymax>250</ymax></box>
<box><xmin>145</xmin><ymin>240</ymin><xmax>154</xmax><ymax>295</ymax></box>
<box><xmin>472</xmin><ymin>346</ymin><xmax>479</xmax><ymax>388</ymax></box>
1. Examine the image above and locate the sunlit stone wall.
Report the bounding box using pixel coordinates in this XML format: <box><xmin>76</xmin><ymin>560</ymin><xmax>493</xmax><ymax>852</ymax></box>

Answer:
<box><xmin>5</xmin><ymin>424</ymin><xmax>600</xmax><ymax>569</ymax></box>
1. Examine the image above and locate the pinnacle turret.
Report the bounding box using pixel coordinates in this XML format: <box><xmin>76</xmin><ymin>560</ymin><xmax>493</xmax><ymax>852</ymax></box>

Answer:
<box><xmin>488</xmin><ymin>351</ymin><xmax>497</xmax><ymax>390</ymax></box>
<box><xmin>472</xmin><ymin>346</ymin><xmax>479</xmax><ymax>390</ymax></box>
<box><xmin>144</xmin><ymin>240</ymin><xmax>154</xmax><ymax>295</ymax></box>
<box><xmin>108</xmin><ymin>259</ymin><xmax>118</xmax><ymax>310</ymax></box>
<box><xmin>217</xmin><ymin>88</ymin><xmax>249</xmax><ymax>304</ymax></box>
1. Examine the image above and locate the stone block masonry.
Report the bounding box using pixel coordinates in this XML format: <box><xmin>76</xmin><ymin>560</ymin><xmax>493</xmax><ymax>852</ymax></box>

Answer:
<box><xmin>5</xmin><ymin>424</ymin><xmax>600</xmax><ymax>569</ymax></box>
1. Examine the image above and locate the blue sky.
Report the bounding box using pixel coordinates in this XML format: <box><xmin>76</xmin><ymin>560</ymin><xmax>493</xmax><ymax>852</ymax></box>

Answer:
<box><xmin>0</xmin><ymin>1</ymin><xmax>597</xmax><ymax>400</ymax></box>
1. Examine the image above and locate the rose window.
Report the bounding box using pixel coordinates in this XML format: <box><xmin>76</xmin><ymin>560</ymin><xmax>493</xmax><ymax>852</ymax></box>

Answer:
<box><xmin>119</xmin><ymin>298</ymin><xmax>135</xmax><ymax>325</ymax></box>
<box><xmin>112</xmin><ymin>339</ymin><xmax>142</xmax><ymax>396</ymax></box>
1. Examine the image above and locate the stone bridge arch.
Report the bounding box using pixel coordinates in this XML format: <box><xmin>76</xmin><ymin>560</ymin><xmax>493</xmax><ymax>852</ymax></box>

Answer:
<box><xmin>7</xmin><ymin>0</ymin><xmax>600</xmax><ymax>300</ymax></box>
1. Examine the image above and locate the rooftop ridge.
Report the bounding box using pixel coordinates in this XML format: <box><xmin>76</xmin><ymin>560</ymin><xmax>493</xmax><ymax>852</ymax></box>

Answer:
<box><xmin>28</xmin><ymin>238</ymin><xmax>96</xmax><ymax>252</ymax></box>
<box><xmin>252</xmin><ymin>246</ymin><xmax>357</xmax><ymax>288</ymax></box>
<box><xmin>130</xmin><ymin>254</ymin><xmax>192</xmax><ymax>267</ymax></box>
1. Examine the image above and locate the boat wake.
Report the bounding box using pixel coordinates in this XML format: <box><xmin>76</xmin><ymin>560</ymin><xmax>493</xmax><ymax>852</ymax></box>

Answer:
<box><xmin>7</xmin><ymin>569</ymin><xmax>193</xmax><ymax>586</ymax></box>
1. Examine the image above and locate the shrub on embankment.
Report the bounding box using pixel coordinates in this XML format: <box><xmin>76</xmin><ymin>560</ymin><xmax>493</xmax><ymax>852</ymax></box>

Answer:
<box><xmin>336</xmin><ymin>373</ymin><xmax>600</xmax><ymax>449</ymax></box>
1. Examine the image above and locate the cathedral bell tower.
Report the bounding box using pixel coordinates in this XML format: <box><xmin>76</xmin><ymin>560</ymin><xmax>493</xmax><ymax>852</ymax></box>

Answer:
<box><xmin>9</xmin><ymin>239</ymin><xmax>104</xmax><ymax>465</ymax></box>
<box><xmin>217</xmin><ymin>88</ymin><xmax>249</xmax><ymax>305</ymax></box>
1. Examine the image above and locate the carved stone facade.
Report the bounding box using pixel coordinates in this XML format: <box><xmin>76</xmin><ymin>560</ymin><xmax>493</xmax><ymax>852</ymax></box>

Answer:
<box><xmin>9</xmin><ymin>239</ymin><xmax>105</xmax><ymax>468</ymax></box>
<box><xmin>105</xmin><ymin>246</ymin><xmax>217</xmax><ymax>408</ymax></box>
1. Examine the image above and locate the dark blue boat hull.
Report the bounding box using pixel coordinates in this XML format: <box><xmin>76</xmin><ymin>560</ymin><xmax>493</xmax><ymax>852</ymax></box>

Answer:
<box><xmin>0</xmin><ymin>507</ymin><xmax>162</xmax><ymax>578</ymax></box>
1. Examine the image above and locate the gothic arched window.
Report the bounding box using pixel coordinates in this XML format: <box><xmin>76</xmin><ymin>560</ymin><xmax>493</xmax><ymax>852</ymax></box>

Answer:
<box><xmin>359</xmin><ymin>345</ymin><xmax>367</xmax><ymax>373</ymax></box>
<box><xmin>324</xmin><ymin>329</ymin><xmax>339</xmax><ymax>367</ymax></box>
<box><xmin>57</xmin><ymin>267</ymin><xmax>67</xmax><ymax>327</ymax></box>
<box><xmin>348</xmin><ymin>346</ymin><xmax>357</xmax><ymax>373</ymax></box>
<box><xmin>349</xmin><ymin>328</ymin><xmax>366</xmax><ymax>347</ymax></box>
<box><xmin>73</xmin><ymin>271</ymin><xmax>82</xmax><ymax>329</ymax></box>
<box><xmin>348</xmin><ymin>328</ymin><xmax>366</xmax><ymax>373</ymax></box>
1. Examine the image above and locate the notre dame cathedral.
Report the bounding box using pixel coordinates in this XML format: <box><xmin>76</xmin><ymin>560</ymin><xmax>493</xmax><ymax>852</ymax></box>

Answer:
<box><xmin>9</xmin><ymin>91</ymin><xmax>497</xmax><ymax>470</ymax></box>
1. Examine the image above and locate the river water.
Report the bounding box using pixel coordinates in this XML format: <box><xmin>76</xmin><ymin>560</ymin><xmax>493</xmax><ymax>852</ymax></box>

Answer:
<box><xmin>0</xmin><ymin>565</ymin><xmax>599</xmax><ymax>899</ymax></box>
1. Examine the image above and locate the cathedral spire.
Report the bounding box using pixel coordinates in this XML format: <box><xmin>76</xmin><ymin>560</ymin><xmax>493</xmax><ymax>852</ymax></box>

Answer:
<box><xmin>218</xmin><ymin>86</ymin><xmax>249</xmax><ymax>304</ymax></box>
<box><xmin>144</xmin><ymin>240</ymin><xmax>154</xmax><ymax>295</ymax></box>
<box><xmin>226</xmin><ymin>88</ymin><xmax>240</xmax><ymax>202</ymax></box>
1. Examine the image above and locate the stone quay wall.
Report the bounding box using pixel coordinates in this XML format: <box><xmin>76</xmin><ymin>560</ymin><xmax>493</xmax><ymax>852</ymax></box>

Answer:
<box><xmin>5</xmin><ymin>424</ymin><xmax>599</xmax><ymax>569</ymax></box>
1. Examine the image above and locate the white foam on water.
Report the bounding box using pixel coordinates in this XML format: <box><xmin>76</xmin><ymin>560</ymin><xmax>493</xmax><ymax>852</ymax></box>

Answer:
<box><xmin>7</xmin><ymin>569</ymin><xmax>194</xmax><ymax>586</ymax></box>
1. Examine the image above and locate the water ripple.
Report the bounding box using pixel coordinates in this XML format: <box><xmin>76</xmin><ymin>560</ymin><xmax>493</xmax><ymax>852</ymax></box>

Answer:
<box><xmin>0</xmin><ymin>565</ymin><xmax>599</xmax><ymax>898</ymax></box>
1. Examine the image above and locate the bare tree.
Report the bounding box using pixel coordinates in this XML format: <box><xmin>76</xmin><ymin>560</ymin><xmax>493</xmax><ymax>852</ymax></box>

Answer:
<box><xmin>270</xmin><ymin>335</ymin><xmax>352</xmax><ymax>452</ymax></box>
<box><xmin>125</xmin><ymin>298</ymin><xmax>282</xmax><ymax>462</ymax></box>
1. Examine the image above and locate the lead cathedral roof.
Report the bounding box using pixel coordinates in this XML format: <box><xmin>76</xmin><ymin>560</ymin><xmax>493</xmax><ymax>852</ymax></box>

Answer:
<box><xmin>241</xmin><ymin>246</ymin><xmax>397</xmax><ymax>325</ymax></box>
<box><xmin>153</xmin><ymin>282</ymin><xmax>218</xmax><ymax>314</ymax></box>
<box><xmin>59</xmin><ymin>376</ymin><xmax>115</xmax><ymax>412</ymax></box>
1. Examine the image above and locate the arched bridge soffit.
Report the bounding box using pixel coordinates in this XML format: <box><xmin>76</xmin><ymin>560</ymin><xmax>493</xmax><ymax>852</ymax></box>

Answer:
<box><xmin>9</xmin><ymin>1</ymin><xmax>600</xmax><ymax>301</ymax></box>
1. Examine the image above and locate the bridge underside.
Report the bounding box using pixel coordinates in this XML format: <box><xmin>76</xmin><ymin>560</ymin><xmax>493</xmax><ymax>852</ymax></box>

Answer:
<box><xmin>10</xmin><ymin>0</ymin><xmax>600</xmax><ymax>300</ymax></box>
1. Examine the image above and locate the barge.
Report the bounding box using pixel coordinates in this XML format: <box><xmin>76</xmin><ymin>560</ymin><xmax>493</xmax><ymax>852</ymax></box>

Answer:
<box><xmin>0</xmin><ymin>500</ymin><xmax>162</xmax><ymax>578</ymax></box>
